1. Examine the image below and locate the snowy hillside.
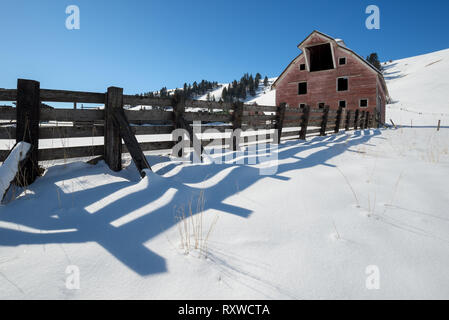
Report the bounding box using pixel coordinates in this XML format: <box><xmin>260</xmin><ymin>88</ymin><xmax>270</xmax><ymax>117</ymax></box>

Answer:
<box><xmin>0</xmin><ymin>49</ymin><xmax>448</xmax><ymax>299</ymax></box>
<box><xmin>126</xmin><ymin>78</ymin><xmax>277</xmax><ymax>112</ymax></box>
<box><xmin>195</xmin><ymin>78</ymin><xmax>277</xmax><ymax>106</ymax></box>
<box><xmin>384</xmin><ymin>48</ymin><xmax>449</xmax><ymax>125</ymax></box>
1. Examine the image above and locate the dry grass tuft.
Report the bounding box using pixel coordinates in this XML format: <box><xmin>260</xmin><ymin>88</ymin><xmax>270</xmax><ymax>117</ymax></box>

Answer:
<box><xmin>174</xmin><ymin>190</ymin><xmax>219</xmax><ymax>258</ymax></box>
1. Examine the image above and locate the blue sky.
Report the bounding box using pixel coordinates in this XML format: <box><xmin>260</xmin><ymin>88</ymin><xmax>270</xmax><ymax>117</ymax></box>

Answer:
<box><xmin>1</xmin><ymin>0</ymin><xmax>449</xmax><ymax>95</ymax></box>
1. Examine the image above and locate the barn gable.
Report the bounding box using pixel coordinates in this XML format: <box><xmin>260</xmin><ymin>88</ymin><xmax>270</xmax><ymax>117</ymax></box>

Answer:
<box><xmin>298</xmin><ymin>31</ymin><xmax>334</xmax><ymax>48</ymax></box>
<box><xmin>272</xmin><ymin>30</ymin><xmax>387</xmax><ymax>92</ymax></box>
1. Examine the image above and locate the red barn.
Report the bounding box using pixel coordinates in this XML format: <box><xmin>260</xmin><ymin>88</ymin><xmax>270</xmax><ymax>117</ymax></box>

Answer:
<box><xmin>272</xmin><ymin>30</ymin><xmax>389</xmax><ymax>124</ymax></box>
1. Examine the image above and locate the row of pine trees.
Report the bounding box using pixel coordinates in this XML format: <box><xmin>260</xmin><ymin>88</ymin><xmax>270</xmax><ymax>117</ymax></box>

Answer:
<box><xmin>139</xmin><ymin>80</ymin><xmax>219</xmax><ymax>99</ymax></box>
<box><xmin>137</xmin><ymin>73</ymin><xmax>270</xmax><ymax>102</ymax></box>
<box><xmin>221</xmin><ymin>73</ymin><xmax>269</xmax><ymax>103</ymax></box>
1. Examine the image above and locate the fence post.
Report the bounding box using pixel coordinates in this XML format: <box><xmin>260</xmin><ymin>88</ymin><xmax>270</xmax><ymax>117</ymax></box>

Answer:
<box><xmin>365</xmin><ymin>111</ymin><xmax>370</xmax><ymax>128</ymax></box>
<box><xmin>16</xmin><ymin>79</ymin><xmax>41</xmax><ymax>185</ymax></box>
<box><xmin>174</xmin><ymin>95</ymin><xmax>204</xmax><ymax>160</ymax></box>
<box><xmin>172</xmin><ymin>94</ymin><xmax>186</xmax><ymax>157</ymax></box>
<box><xmin>320</xmin><ymin>105</ymin><xmax>329</xmax><ymax>136</ymax></box>
<box><xmin>363</xmin><ymin>111</ymin><xmax>367</xmax><ymax>129</ymax></box>
<box><xmin>354</xmin><ymin>109</ymin><xmax>359</xmax><ymax>130</ymax></box>
<box><xmin>274</xmin><ymin>103</ymin><xmax>286</xmax><ymax>144</ymax></box>
<box><xmin>345</xmin><ymin>110</ymin><xmax>351</xmax><ymax>131</ymax></box>
<box><xmin>334</xmin><ymin>106</ymin><xmax>343</xmax><ymax>133</ymax></box>
<box><xmin>104</xmin><ymin>87</ymin><xmax>123</xmax><ymax>171</ymax></box>
<box><xmin>390</xmin><ymin>119</ymin><xmax>397</xmax><ymax>129</ymax></box>
<box><xmin>110</xmin><ymin>98</ymin><xmax>152</xmax><ymax>177</ymax></box>
<box><xmin>359</xmin><ymin>111</ymin><xmax>365</xmax><ymax>129</ymax></box>
<box><xmin>299</xmin><ymin>105</ymin><xmax>310</xmax><ymax>140</ymax></box>
<box><xmin>362</xmin><ymin>111</ymin><xmax>366</xmax><ymax>129</ymax></box>
<box><xmin>173</xmin><ymin>94</ymin><xmax>186</xmax><ymax>123</ymax></box>
<box><xmin>375</xmin><ymin>111</ymin><xmax>380</xmax><ymax>128</ymax></box>
<box><xmin>231</xmin><ymin>101</ymin><xmax>243</xmax><ymax>151</ymax></box>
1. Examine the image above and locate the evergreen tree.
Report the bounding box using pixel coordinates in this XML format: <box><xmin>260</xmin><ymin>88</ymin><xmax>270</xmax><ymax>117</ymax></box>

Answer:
<box><xmin>366</xmin><ymin>53</ymin><xmax>382</xmax><ymax>71</ymax></box>
<box><xmin>249</xmin><ymin>82</ymin><xmax>255</xmax><ymax>96</ymax></box>
<box><xmin>240</xmin><ymin>84</ymin><xmax>247</xmax><ymax>100</ymax></box>
<box><xmin>159</xmin><ymin>87</ymin><xmax>168</xmax><ymax>97</ymax></box>
<box><xmin>222</xmin><ymin>87</ymin><xmax>228</xmax><ymax>102</ymax></box>
<box><xmin>200</xmin><ymin>80</ymin><xmax>206</xmax><ymax>94</ymax></box>
<box><xmin>255</xmin><ymin>73</ymin><xmax>261</xmax><ymax>90</ymax></box>
<box><xmin>264</xmin><ymin>76</ymin><xmax>269</xmax><ymax>87</ymax></box>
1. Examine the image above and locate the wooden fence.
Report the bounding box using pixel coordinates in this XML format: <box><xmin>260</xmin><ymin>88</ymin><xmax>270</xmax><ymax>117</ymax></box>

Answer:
<box><xmin>0</xmin><ymin>79</ymin><xmax>379</xmax><ymax>183</ymax></box>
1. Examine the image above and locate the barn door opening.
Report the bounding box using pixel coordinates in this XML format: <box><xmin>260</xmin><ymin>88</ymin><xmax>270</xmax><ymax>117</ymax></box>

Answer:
<box><xmin>308</xmin><ymin>43</ymin><xmax>334</xmax><ymax>72</ymax></box>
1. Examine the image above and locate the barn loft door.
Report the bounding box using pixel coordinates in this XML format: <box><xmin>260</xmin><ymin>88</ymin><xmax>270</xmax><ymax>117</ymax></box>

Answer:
<box><xmin>309</xmin><ymin>43</ymin><xmax>334</xmax><ymax>72</ymax></box>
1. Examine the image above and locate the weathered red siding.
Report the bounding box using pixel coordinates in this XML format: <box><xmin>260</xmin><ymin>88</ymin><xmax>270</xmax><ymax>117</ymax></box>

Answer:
<box><xmin>376</xmin><ymin>75</ymin><xmax>387</xmax><ymax>123</ymax></box>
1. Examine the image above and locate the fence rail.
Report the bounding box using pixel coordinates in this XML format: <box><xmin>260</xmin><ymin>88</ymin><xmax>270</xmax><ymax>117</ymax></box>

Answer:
<box><xmin>1</xmin><ymin>79</ymin><xmax>379</xmax><ymax>183</ymax></box>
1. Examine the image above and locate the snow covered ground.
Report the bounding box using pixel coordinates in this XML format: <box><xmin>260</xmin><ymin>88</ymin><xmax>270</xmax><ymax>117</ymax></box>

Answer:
<box><xmin>0</xmin><ymin>49</ymin><xmax>448</xmax><ymax>299</ymax></box>
<box><xmin>385</xmin><ymin>48</ymin><xmax>449</xmax><ymax>127</ymax></box>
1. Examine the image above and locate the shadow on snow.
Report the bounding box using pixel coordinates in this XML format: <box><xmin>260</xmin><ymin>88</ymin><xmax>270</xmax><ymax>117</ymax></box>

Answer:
<box><xmin>0</xmin><ymin>129</ymin><xmax>382</xmax><ymax>276</ymax></box>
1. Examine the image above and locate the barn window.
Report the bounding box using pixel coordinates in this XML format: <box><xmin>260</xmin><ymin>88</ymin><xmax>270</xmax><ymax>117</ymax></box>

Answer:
<box><xmin>299</xmin><ymin>103</ymin><xmax>306</xmax><ymax>109</ymax></box>
<box><xmin>360</xmin><ymin>99</ymin><xmax>368</xmax><ymax>108</ymax></box>
<box><xmin>298</xmin><ymin>82</ymin><xmax>307</xmax><ymax>95</ymax></box>
<box><xmin>339</xmin><ymin>100</ymin><xmax>346</xmax><ymax>108</ymax></box>
<box><xmin>337</xmin><ymin>77</ymin><xmax>348</xmax><ymax>92</ymax></box>
<box><xmin>339</xmin><ymin>57</ymin><xmax>346</xmax><ymax>65</ymax></box>
<box><xmin>300</xmin><ymin>64</ymin><xmax>306</xmax><ymax>70</ymax></box>
<box><xmin>318</xmin><ymin>102</ymin><xmax>325</xmax><ymax>109</ymax></box>
<box><xmin>308</xmin><ymin>43</ymin><xmax>334</xmax><ymax>72</ymax></box>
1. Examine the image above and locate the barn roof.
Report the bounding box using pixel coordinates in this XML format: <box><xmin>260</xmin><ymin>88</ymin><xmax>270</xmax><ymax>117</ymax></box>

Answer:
<box><xmin>272</xmin><ymin>30</ymin><xmax>387</xmax><ymax>92</ymax></box>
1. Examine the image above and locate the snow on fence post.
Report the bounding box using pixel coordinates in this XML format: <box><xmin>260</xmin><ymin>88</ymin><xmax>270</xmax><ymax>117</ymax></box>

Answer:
<box><xmin>274</xmin><ymin>103</ymin><xmax>286</xmax><ymax>144</ymax></box>
<box><xmin>16</xmin><ymin>79</ymin><xmax>40</xmax><ymax>186</ymax></box>
<box><xmin>354</xmin><ymin>109</ymin><xmax>359</xmax><ymax>130</ymax></box>
<box><xmin>104</xmin><ymin>86</ymin><xmax>123</xmax><ymax>172</ymax></box>
<box><xmin>345</xmin><ymin>110</ymin><xmax>351</xmax><ymax>131</ymax></box>
<box><xmin>1</xmin><ymin>142</ymin><xmax>31</xmax><ymax>202</ymax></box>
<box><xmin>319</xmin><ymin>105</ymin><xmax>330</xmax><ymax>136</ymax></box>
<box><xmin>299</xmin><ymin>105</ymin><xmax>310</xmax><ymax>140</ymax></box>
<box><xmin>334</xmin><ymin>106</ymin><xmax>343</xmax><ymax>133</ymax></box>
<box><xmin>231</xmin><ymin>101</ymin><xmax>243</xmax><ymax>151</ymax></box>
